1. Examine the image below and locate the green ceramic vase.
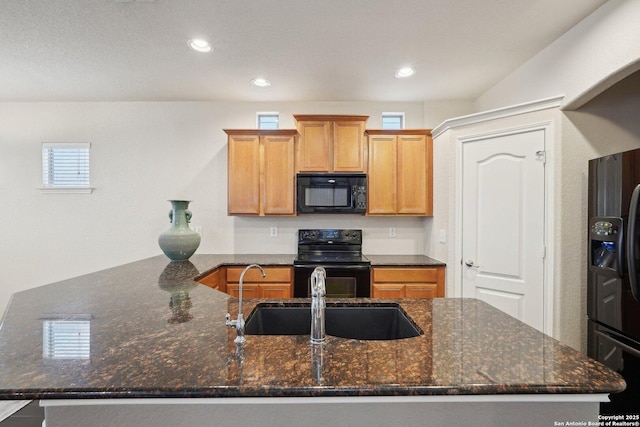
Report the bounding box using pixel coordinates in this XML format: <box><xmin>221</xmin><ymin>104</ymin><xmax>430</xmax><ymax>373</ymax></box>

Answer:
<box><xmin>158</xmin><ymin>200</ymin><xmax>201</xmax><ymax>261</ymax></box>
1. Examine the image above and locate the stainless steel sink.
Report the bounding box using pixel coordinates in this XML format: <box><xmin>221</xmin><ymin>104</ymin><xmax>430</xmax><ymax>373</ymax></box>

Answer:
<box><xmin>244</xmin><ymin>302</ymin><xmax>422</xmax><ymax>340</ymax></box>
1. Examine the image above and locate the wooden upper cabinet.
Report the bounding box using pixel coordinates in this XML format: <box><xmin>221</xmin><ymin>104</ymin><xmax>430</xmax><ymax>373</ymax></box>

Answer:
<box><xmin>366</xmin><ymin>130</ymin><xmax>433</xmax><ymax>216</ymax></box>
<box><xmin>227</xmin><ymin>133</ymin><xmax>261</xmax><ymax>215</ymax></box>
<box><xmin>367</xmin><ymin>134</ymin><xmax>397</xmax><ymax>214</ymax></box>
<box><xmin>333</xmin><ymin>120</ymin><xmax>368</xmax><ymax>172</ymax></box>
<box><xmin>294</xmin><ymin>115</ymin><xmax>368</xmax><ymax>173</ymax></box>
<box><xmin>397</xmin><ymin>134</ymin><xmax>431</xmax><ymax>215</ymax></box>
<box><xmin>225</xmin><ymin>130</ymin><xmax>297</xmax><ymax>216</ymax></box>
<box><xmin>262</xmin><ymin>134</ymin><xmax>296</xmax><ymax>215</ymax></box>
<box><xmin>295</xmin><ymin>120</ymin><xmax>332</xmax><ymax>171</ymax></box>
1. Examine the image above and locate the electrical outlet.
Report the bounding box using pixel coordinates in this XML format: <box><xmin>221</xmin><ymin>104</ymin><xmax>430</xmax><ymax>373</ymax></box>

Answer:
<box><xmin>194</xmin><ymin>226</ymin><xmax>203</xmax><ymax>236</ymax></box>
<box><xmin>389</xmin><ymin>227</ymin><xmax>396</xmax><ymax>238</ymax></box>
<box><xmin>439</xmin><ymin>229</ymin><xmax>446</xmax><ymax>243</ymax></box>
<box><xmin>270</xmin><ymin>227</ymin><xmax>278</xmax><ymax>237</ymax></box>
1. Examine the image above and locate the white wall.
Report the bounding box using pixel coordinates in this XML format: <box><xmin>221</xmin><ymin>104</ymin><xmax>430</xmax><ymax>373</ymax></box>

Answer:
<box><xmin>0</xmin><ymin>100</ymin><xmax>469</xmax><ymax>313</ymax></box>
<box><xmin>447</xmin><ymin>0</ymin><xmax>640</xmax><ymax>350</ymax></box>
<box><xmin>476</xmin><ymin>0</ymin><xmax>640</xmax><ymax>112</ymax></box>
<box><xmin>560</xmin><ymin>71</ymin><xmax>640</xmax><ymax>347</ymax></box>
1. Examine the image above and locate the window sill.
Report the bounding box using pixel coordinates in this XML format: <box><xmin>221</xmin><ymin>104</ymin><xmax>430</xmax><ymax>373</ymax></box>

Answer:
<box><xmin>39</xmin><ymin>187</ymin><xmax>94</xmax><ymax>194</ymax></box>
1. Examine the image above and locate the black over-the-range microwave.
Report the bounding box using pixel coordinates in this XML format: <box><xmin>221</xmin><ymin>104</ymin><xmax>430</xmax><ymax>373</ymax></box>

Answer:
<box><xmin>296</xmin><ymin>173</ymin><xmax>367</xmax><ymax>214</ymax></box>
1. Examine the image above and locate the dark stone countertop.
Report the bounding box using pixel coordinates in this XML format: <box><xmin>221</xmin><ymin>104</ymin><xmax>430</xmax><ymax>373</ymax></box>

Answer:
<box><xmin>365</xmin><ymin>254</ymin><xmax>445</xmax><ymax>266</ymax></box>
<box><xmin>0</xmin><ymin>255</ymin><xmax>624</xmax><ymax>400</ymax></box>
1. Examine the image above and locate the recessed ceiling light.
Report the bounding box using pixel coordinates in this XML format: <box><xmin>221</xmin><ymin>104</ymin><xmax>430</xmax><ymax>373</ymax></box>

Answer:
<box><xmin>251</xmin><ymin>78</ymin><xmax>271</xmax><ymax>87</ymax></box>
<box><xmin>188</xmin><ymin>39</ymin><xmax>212</xmax><ymax>53</ymax></box>
<box><xmin>395</xmin><ymin>67</ymin><xmax>415</xmax><ymax>78</ymax></box>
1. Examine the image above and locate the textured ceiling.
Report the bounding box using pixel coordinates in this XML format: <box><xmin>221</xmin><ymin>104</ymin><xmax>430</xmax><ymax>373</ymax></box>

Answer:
<box><xmin>0</xmin><ymin>0</ymin><xmax>607</xmax><ymax>102</ymax></box>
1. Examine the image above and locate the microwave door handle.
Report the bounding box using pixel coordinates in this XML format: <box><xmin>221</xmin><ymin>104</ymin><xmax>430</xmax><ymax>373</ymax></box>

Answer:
<box><xmin>626</xmin><ymin>184</ymin><xmax>640</xmax><ymax>301</ymax></box>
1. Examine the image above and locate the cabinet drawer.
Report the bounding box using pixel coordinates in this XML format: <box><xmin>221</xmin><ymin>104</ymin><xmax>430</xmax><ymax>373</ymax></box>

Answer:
<box><xmin>371</xmin><ymin>283</ymin><xmax>405</xmax><ymax>299</ymax></box>
<box><xmin>226</xmin><ymin>284</ymin><xmax>260</xmax><ymax>298</ymax></box>
<box><xmin>226</xmin><ymin>266</ymin><xmax>292</xmax><ymax>283</ymax></box>
<box><xmin>226</xmin><ymin>283</ymin><xmax>292</xmax><ymax>299</ymax></box>
<box><xmin>372</xmin><ymin>267</ymin><xmax>438</xmax><ymax>283</ymax></box>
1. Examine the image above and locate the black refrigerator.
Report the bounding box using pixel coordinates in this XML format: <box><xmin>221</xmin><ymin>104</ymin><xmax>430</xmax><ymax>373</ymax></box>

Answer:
<box><xmin>588</xmin><ymin>148</ymin><xmax>640</xmax><ymax>414</ymax></box>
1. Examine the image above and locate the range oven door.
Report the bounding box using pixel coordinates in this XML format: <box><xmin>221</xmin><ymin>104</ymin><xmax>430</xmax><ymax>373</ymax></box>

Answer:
<box><xmin>293</xmin><ymin>264</ymin><xmax>370</xmax><ymax>298</ymax></box>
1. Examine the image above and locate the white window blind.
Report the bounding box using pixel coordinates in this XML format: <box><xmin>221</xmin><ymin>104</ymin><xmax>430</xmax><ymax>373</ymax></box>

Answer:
<box><xmin>257</xmin><ymin>112</ymin><xmax>279</xmax><ymax>130</ymax></box>
<box><xmin>382</xmin><ymin>113</ymin><xmax>405</xmax><ymax>130</ymax></box>
<box><xmin>41</xmin><ymin>142</ymin><xmax>92</xmax><ymax>193</ymax></box>
<box><xmin>42</xmin><ymin>319</ymin><xmax>91</xmax><ymax>360</ymax></box>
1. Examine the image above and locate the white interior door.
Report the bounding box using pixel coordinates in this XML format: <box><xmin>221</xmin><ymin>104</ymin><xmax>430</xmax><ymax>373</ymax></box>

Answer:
<box><xmin>462</xmin><ymin>129</ymin><xmax>545</xmax><ymax>331</ymax></box>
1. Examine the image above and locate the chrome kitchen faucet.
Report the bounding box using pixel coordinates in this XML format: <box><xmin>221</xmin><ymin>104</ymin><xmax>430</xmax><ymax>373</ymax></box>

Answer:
<box><xmin>226</xmin><ymin>264</ymin><xmax>265</xmax><ymax>345</ymax></box>
<box><xmin>310</xmin><ymin>266</ymin><xmax>326</xmax><ymax>344</ymax></box>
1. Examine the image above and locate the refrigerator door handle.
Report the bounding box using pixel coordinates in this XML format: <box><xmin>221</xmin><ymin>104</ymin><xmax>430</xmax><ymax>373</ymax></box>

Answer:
<box><xmin>626</xmin><ymin>184</ymin><xmax>640</xmax><ymax>301</ymax></box>
<box><xmin>616</xmin><ymin>219</ymin><xmax>625</xmax><ymax>279</ymax></box>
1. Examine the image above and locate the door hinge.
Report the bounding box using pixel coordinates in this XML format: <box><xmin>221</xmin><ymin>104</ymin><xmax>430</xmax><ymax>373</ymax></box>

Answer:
<box><xmin>536</xmin><ymin>150</ymin><xmax>546</xmax><ymax>164</ymax></box>
<box><xmin>542</xmin><ymin>245</ymin><xmax>546</xmax><ymax>259</ymax></box>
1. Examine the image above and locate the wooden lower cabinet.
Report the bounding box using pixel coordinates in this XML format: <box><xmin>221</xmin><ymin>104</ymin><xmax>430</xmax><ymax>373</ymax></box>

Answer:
<box><xmin>226</xmin><ymin>266</ymin><xmax>293</xmax><ymax>299</ymax></box>
<box><xmin>196</xmin><ymin>266</ymin><xmax>293</xmax><ymax>298</ymax></box>
<box><xmin>371</xmin><ymin>267</ymin><xmax>445</xmax><ymax>298</ymax></box>
<box><xmin>197</xmin><ymin>267</ymin><xmax>225</xmax><ymax>292</ymax></box>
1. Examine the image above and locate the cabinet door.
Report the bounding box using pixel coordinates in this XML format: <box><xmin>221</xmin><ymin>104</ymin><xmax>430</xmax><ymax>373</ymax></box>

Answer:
<box><xmin>397</xmin><ymin>134</ymin><xmax>431</xmax><ymax>215</ymax></box>
<box><xmin>260</xmin><ymin>284</ymin><xmax>292</xmax><ymax>299</ymax></box>
<box><xmin>367</xmin><ymin>135</ymin><xmax>397</xmax><ymax>214</ymax></box>
<box><xmin>333</xmin><ymin>120</ymin><xmax>366</xmax><ymax>172</ymax></box>
<box><xmin>296</xmin><ymin>121</ymin><xmax>331</xmax><ymax>172</ymax></box>
<box><xmin>405</xmin><ymin>284</ymin><xmax>439</xmax><ymax>299</ymax></box>
<box><xmin>228</xmin><ymin>135</ymin><xmax>261</xmax><ymax>214</ymax></box>
<box><xmin>262</xmin><ymin>135</ymin><xmax>295</xmax><ymax>215</ymax></box>
<box><xmin>371</xmin><ymin>283</ymin><xmax>405</xmax><ymax>298</ymax></box>
<box><xmin>226</xmin><ymin>284</ymin><xmax>260</xmax><ymax>299</ymax></box>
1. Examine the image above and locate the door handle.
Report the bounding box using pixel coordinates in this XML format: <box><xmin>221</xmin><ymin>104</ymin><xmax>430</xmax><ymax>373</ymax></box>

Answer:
<box><xmin>627</xmin><ymin>184</ymin><xmax>640</xmax><ymax>301</ymax></box>
<box><xmin>464</xmin><ymin>259</ymin><xmax>479</xmax><ymax>269</ymax></box>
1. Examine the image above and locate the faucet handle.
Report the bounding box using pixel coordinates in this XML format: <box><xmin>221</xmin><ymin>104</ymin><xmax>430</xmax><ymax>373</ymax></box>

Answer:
<box><xmin>311</xmin><ymin>267</ymin><xmax>326</xmax><ymax>293</ymax></box>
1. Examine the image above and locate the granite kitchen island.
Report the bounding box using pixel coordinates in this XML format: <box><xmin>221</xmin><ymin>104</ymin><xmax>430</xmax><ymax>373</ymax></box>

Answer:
<box><xmin>0</xmin><ymin>255</ymin><xmax>625</xmax><ymax>426</ymax></box>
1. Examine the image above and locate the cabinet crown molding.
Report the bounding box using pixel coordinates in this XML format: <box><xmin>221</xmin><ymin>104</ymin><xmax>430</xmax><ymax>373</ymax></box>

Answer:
<box><xmin>223</xmin><ymin>129</ymin><xmax>297</xmax><ymax>136</ymax></box>
<box><xmin>293</xmin><ymin>114</ymin><xmax>369</xmax><ymax>122</ymax></box>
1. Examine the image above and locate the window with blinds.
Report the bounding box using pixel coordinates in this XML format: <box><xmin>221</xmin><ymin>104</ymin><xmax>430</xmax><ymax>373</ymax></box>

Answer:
<box><xmin>42</xmin><ymin>319</ymin><xmax>91</xmax><ymax>360</ymax></box>
<box><xmin>382</xmin><ymin>112</ymin><xmax>405</xmax><ymax>130</ymax></box>
<box><xmin>41</xmin><ymin>142</ymin><xmax>92</xmax><ymax>193</ymax></box>
<box><xmin>257</xmin><ymin>112</ymin><xmax>279</xmax><ymax>130</ymax></box>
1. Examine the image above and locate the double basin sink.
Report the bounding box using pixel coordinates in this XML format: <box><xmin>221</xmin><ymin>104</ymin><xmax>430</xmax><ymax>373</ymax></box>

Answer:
<box><xmin>244</xmin><ymin>302</ymin><xmax>423</xmax><ymax>340</ymax></box>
